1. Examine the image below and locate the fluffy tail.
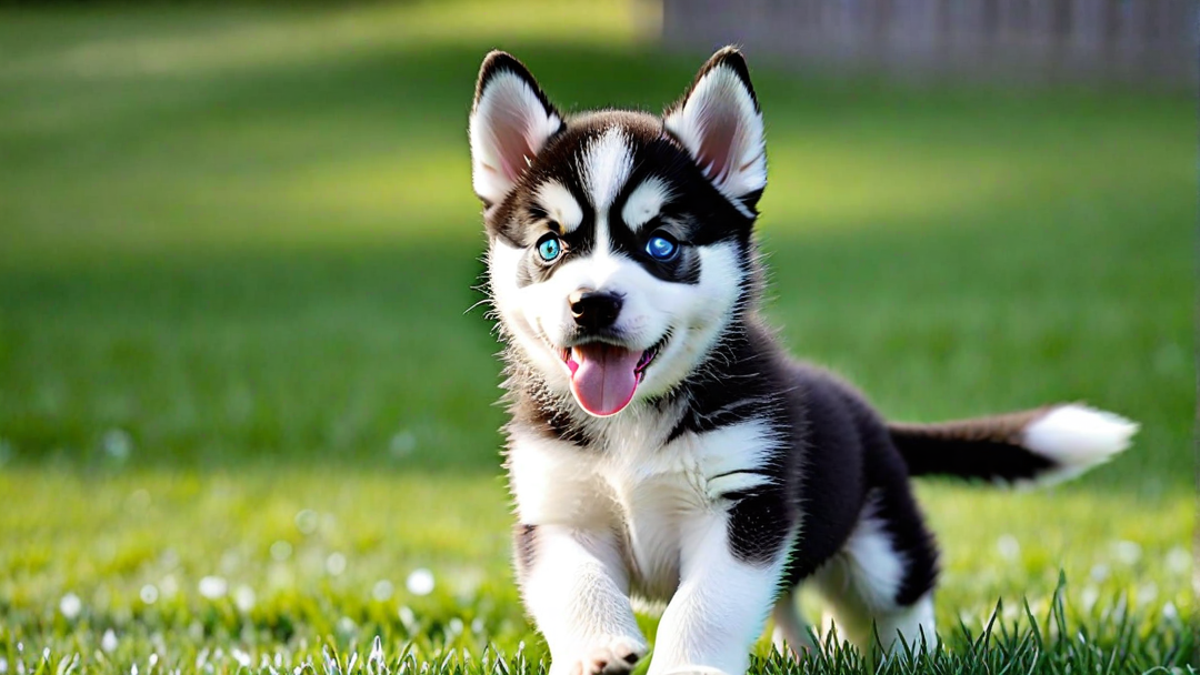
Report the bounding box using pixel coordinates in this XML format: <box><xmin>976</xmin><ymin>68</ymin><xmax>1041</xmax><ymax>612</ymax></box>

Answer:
<box><xmin>888</xmin><ymin>404</ymin><xmax>1138</xmax><ymax>486</ymax></box>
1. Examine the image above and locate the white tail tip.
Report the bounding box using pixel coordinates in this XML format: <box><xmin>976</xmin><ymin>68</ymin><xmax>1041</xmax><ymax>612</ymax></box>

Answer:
<box><xmin>1020</xmin><ymin>404</ymin><xmax>1138</xmax><ymax>485</ymax></box>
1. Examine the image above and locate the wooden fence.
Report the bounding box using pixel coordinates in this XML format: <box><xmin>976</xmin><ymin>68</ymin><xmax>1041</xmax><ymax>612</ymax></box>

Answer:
<box><xmin>661</xmin><ymin>0</ymin><xmax>1197</xmax><ymax>87</ymax></box>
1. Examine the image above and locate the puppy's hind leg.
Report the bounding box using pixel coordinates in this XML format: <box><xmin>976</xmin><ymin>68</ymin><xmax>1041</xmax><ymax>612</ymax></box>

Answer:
<box><xmin>810</xmin><ymin>486</ymin><xmax>939</xmax><ymax>660</ymax></box>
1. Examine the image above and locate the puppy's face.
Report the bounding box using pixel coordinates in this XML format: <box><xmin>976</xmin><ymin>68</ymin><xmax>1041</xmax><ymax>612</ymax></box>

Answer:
<box><xmin>471</xmin><ymin>49</ymin><xmax>766</xmax><ymax>417</ymax></box>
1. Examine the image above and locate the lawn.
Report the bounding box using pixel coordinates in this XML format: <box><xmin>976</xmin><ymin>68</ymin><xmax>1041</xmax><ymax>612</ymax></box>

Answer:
<box><xmin>0</xmin><ymin>1</ymin><xmax>1193</xmax><ymax>673</ymax></box>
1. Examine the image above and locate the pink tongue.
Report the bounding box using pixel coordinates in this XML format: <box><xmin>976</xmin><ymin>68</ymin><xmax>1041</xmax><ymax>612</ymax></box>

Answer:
<box><xmin>567</xmin><ymin>344</ymin><xmax>644</xmax><ymax>416</ymax></box>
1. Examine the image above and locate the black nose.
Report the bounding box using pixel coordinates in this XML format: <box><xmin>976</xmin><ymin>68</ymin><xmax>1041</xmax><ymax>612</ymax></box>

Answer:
<box><xmin>569</xmin><ymin>290</ymin><xmax>623</xmax><ymax>331</ymax></box>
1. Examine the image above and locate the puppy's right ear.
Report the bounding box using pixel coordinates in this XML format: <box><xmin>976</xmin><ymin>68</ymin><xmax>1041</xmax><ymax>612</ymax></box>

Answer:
<box><xmin>664</xmin><ymin>47</ymin><xmax>766</xmax><ymax>214</ymax></box>
<box><xmin>470</xmin><ymin>51</ymin><xmax>562</xmax><ymax>208</ymax></box>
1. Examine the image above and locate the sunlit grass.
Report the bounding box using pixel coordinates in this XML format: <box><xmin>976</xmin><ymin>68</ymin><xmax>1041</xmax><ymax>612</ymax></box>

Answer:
<box><xmin>0</xmin><ymin>471</ymin><xmax>1191</xmax><ymax>666</ymax></box>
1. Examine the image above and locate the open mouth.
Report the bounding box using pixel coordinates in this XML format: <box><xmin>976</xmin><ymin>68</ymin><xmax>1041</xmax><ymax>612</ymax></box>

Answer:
<box><xmin>557</xmin><ymin>340</ymin><xmax>663</xmax><ymax>417</ymax></box>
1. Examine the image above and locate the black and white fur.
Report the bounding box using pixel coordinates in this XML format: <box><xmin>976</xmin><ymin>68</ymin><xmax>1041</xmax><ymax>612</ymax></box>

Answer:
<box><xmin>469</xmin><ymin>48</ymin><xmax>1137</xmax><ymax>675</ymax></box>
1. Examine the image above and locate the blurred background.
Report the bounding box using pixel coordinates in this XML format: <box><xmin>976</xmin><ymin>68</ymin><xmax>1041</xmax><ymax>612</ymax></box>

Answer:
<box><xmin>0</xmin><ymin>0</ymin><xmax>1193</xmax><ymax>670</ymax></box>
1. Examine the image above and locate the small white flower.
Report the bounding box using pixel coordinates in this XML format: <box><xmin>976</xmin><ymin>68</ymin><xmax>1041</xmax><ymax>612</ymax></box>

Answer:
<box><xmin>1136</xmin><ymin>582</ymin><xmax>1158</xmax><ymax>607</ymax></box>
<box><xmin>1165</xmin><ymin>546</ymin><xmax>1190</xmax><ymax>575</ymax></box>
<box><xmin>59</xmin><ymin>593</ymin><xmax>82</xmax><ymax>619</ymax></box>
<box><xmin>218</xmin><ymin>550</ymin><xmax>242</xmax><ymax>575</ymax></box>
<box><xmin>198</xmin><ymin>576</ymin><xmax>228</xmax><ymax>600</ymax></box>
<box><xmin>325</xmin><ymin>553</ymin><xmax>346</xmax><ymax>577</ymax></box>
<box><xmin>101</xmin><ymin>629</ymin><xmax>119</xmax><ymax>653</ymax></box>
<box><xmin>102</xmin><ymin>429</ymin><xmax>132</xmax><ymax>461</ymax></box>
<box><xmin>996</xmin><ymin>535</ymin><xmax>1020</xmax><ymax>561</ymax></box>
<box><xmin>389</xmin><ymin>431</ymin><xmax>417</xmax><ymax>458</ymax></box>
<box><xmin>234</xmin><ymin>585</ymin><xmax>256</xmax><ymax>612</ymax></box>
<box><xmin>406</xmin><ymin>569</ymin><xmax>434</xmax><ymax>596</ymax></box>
<box><xmin>372</xmin><ymin>580</ymin><xmax>394</xmax><ymax>602</ymax></box>
<box><xmin>1111</xmin><ymin>540</ymin><xmax>1142</xmax><ymax>566</ymax></box>
<box><xmin>159</xmin><ymin>575</ymin><xmax>179</xmax><ymax>598</ymax></box>
<box><xmin>294</xmin><ymin>510</ymin><xmax>319</xmax><ymax>535</ymax></box>
<box><xmin>1089</xmin><ymin>563</ymin><xmax>1110</xmax><ymax>583</ymax></box>
<box><xmin>398</xmin><ymin>606</ymin><xmax>416</xmax><ymax>629</ymax></box>
<box><xmin>269</xmin><ymin>541</ymin><xmax>293</xmax><ymax>562</ymax></box>
<box><xmin>1080</xmin><ymin>586</ymin><xmax>1100</xmax><ymax>613</ymax></box>
<box><xmin>140</xmin><ymin>585</ymin><xmax>159</xmax><ymax>605</ymax></box>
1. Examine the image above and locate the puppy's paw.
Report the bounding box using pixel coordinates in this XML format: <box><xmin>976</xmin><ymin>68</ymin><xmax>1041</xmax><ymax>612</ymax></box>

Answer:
<box><xmin>564</xmin><ymin>636</ymin><xmax>646</xmax><ymax>675</ymax></box>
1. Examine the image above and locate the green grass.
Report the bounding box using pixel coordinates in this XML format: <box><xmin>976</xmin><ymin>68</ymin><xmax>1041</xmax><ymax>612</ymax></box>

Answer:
<box><xmin>0</xmin><ymin>1</ymin><xmax>1193</xmax><ymax>673</ymax></box>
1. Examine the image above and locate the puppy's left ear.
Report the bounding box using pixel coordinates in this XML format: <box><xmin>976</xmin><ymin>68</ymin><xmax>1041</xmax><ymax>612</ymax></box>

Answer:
<box><xmin>664</xmin><ymin>47</ymin><xmax>766</xmax><ymax>213</ymax></box>
<box><xmin>470</xmin><ymin>51</ymin><xmax>563</xmax><ymax>208</ymax></box>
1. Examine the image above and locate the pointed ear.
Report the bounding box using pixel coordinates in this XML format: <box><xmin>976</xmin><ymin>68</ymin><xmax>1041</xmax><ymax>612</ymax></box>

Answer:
<box><xmin>469</xmin><ymin>51</ymin><xmax>563</xmax><ymax>207</ymax></box>
<box><xmin>664</xmin><ymin>47</ymin><xmax>766</xmax><ymax>213</ymax></box>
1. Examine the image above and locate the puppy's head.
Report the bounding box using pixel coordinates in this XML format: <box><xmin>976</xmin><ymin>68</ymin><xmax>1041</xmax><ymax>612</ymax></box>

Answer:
<box><xmin>471</xmin><ymin>48</ymin><xmax>766</xmax><ymax>417</ymax></box>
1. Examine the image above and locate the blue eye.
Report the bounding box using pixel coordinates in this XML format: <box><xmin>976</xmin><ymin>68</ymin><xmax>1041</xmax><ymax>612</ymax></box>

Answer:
<box><xmin>537</xmin><ymin>235</ymin><xmax>562</xmax><ymax>262</ymax></box>
<box><xmin>645</xmin><ymin>233</ymin><xmax>679</xmax><ymax>261</ymax></box>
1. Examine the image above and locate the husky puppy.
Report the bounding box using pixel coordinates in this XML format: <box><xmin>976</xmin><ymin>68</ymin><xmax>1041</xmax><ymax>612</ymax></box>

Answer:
<box><xmin>469</xmin><ymin>47</ymin><xmax>1137</xmax><ymax>675</ymax></box>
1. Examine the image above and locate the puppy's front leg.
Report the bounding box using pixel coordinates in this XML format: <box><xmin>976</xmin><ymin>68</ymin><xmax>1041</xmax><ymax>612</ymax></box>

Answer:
<box><xmin>516</xmin><ymin>523</ymin><xmax>648</xmax><ymax>675</ymax></box>
<box><xmin>648</xmin><ymin>504</ymin><xmax>793</xmax><ymax>675</ymax></box>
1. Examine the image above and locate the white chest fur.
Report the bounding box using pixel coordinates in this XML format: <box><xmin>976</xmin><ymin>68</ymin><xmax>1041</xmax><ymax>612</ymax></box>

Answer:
<box><xmin>506</xmin><ymin>416</ymin><xmax>780</xmax><ymax>602</ymax></box>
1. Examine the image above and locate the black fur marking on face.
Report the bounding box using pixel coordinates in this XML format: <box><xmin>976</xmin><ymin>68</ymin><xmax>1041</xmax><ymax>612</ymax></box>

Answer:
<box><xmin>492</xmin><ymin>111</ymin><xmax>756</xmax><ymax>290</ymax></box>
<box><xmin>605</xmin><ymin>222</ymin><xmax>701</xmax><ymax>285</ymax></box>
<box><xmin>603</xmin><ymin>134</ymin><xmax>755</xmax><ymax>286</ymax></box>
